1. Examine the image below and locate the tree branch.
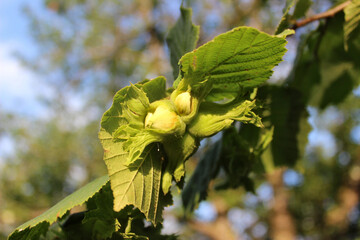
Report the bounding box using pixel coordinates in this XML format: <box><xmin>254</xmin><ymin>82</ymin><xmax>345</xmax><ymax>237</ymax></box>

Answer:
<box><xmin>292</xmin><ymin>0</ymin><xmax>351</xmax><ymax>29</ymax></box>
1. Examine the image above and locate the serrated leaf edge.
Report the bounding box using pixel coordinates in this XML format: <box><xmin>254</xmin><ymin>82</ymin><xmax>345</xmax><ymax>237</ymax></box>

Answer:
<box><xmin>9</xmin><ymin>175</ymin><xmax>109</xmax><ymax>238</ymax></box>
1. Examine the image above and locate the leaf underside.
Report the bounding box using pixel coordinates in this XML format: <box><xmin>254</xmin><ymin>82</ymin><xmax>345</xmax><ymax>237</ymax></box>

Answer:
<box><xmin>99</xmin><ymin>78</ymin><xmax>171</xmax><ymax>225</ymax></box>
<box><xmin>100</xmin><ymin>130</ymin><xmax>167</xmax><ymax>224</ymax></box>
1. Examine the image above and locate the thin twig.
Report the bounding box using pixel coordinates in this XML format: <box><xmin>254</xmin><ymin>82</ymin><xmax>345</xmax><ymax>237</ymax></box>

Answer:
<box><xmin>292</xmin><ymin>0</ymin><xmax>351</xmax><ymax>29</ymax></box>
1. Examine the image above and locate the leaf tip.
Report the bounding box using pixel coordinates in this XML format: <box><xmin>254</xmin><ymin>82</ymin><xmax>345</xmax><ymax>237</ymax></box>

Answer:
<box><xmin>276</xmin><ymin>29</ymin><xmax>295</xmax><ymax>38</ymax></box>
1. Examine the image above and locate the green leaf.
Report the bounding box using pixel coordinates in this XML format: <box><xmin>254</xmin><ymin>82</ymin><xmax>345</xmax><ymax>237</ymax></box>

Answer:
<box><xmin>287</xmin><ymin>29</ymin><xmax>322</xmax><ymax>103</ymax></box>
<box><xmin>276</xmin><ymin>29</ymin><xmax>295</xmax><ymax>38</ymax></box>
<box><xmin>255</xmin><ymin>126</ymin><xmax>274</xmax><ymax>155</ymax></box>
<box><xmin>166</xmin><ymin>7</ymin><xmax>200</xmax><ymax>81</ymax></box>
<box><xmin>103</xmin><ymin>80</ymin><xmax>171</xmax><ymax>168</ymax></box>
<box><xmin>178</xmin><ymin>27</ymin><xmax>289</xmax><ymax>92</ymax></box>
<box><xmin>120</xmin><ymin>84</ymin><xmax>150</xmax><ymax>125</ymax></box>
<box><xmin>60</xmin><ymin>212</ymin><xmax>93</xmax><ymax>240</ymax></box>
<box><xmin>82</xmin><ymin>182</ymin><xmax>120</xmax><ymax>239</ymax></box>
<box><xmin>269</xmin><ymin>86</ymin><xmax>304</xmax><ymax>166</ymax></box>
<box><xmin>162</xmin><ymin>133</ymin><xmax>199</xmax><ymax>194</ymax></box>
<box><xmin>122</xmin><ymin>130</ymin><xmax>163</xmax><ymax>167</ymax></box>
<box><xmin>182</xmin><ymin>140</ymin><xmax>222</xmax><ymax>212</ymax></box>
<box><xmin>307</xmin><ymin>13</ymin><xmax>360</xmax><ymax>108</ymax></box>
<box><xmin>270</xmin><ymin>14</ymin><xmax>357</xmax><ymax>167</ymax></box>
<box><xmin>9</xmin><ymin>175</ymin><xmax>109</xmax><ymax>240</ymax></box>
<box><xmin>218</xmin><ymin>125</ymin><xmax>273</xmax><ymax>190</ymax></box>
<box><xmin>319</xmin><ymin>70</ymin><xmax>354</xmax><ymax>109</ymax></box>
<box><xmin>182</xmin><ymin>125</ymin><xmax>273</xmax><ymax>210</ymax></box>
<box><xmin>140</xmin><ymin>77</ymin><xmax>167</xmax><ymax>103</ymax></box>
<box><xmin>188</xmin><ymin>100</ymin><xmax>262</xmax><ymax>138</ymax></box>
<box><xmin>204</xmin><ymin>88</ymin><xmax>240</xmax><ymax>102</ymax></box>
<box><xmin>99</xmin><ymin>123</ymin><xmax>170</xmax><ymax>224</ymax></box>
<box><xmin>344</xmin><ymin>0</ymin><xmax>360</xmax><ymax>50</ymax></box>
<box><xmin>292</xmin><ymin>0</ymin><xmax>312</xmax><ymax>19</ymax></box>
<box><xmin>101</xmin><ymin>78</ymin><xmax>166</xmax><ymax>136</ymax></box>
<box><xmin>99</xmin><ymin>78</ymin><xmax>178</xmax><ymax>225</ymax></box>
<box><xmin>217</xmin><ymin>127</ymin><xmax>254</xmax><ymax>190</ymax></box>
<box><xmin>275</xmin><ymin>0</ymin><xmax>296</xmax><ymax>34</ymax></box>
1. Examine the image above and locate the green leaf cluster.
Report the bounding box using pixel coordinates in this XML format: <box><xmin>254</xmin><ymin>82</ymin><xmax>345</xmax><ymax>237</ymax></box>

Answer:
<box><xmin>99</xmin><ymin>23</ymin><xmax>290</xmax><ymax>226</ymax></box>
<box><xmin>9</xmin><ymin>2</ymin><xmax>360</xmax><ymax>239</ymax></box>
<box><xmin>10</xmin><ymin>6</ymin><xmax>292</xmax><ymax>239</ymax></box>
<box><xmin>269</xmin><ymin>9</ymin><xmax>360</xmax><ymax>168</ymax></box>
<box><xmin>182</xmin><ymin>125</ymin><xmax>274</xmax><ymax>212</ymax></box>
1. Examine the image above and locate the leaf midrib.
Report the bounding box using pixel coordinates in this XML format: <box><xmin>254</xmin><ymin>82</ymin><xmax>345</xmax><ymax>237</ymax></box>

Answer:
<box><xmin>183</xmin><ymin>28</ymin><xmax>285</xmax><ymax>82</ymax></box>
<box><xmin>115</xmin><ymin>145</ymin><xmax>154</xmax><ymax>208</ymax></box>
<box><xmin>208</xmin><ymin>36</ymin><xmax>285</xmax><ymax>77</ymax></box>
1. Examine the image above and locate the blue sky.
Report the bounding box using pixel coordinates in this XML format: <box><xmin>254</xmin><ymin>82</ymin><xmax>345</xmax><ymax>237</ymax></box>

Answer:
<box><xmin>0</xmin><ymin>1</ymin><xmax>45</xmax><ymax>161</ymax></box>
<box><xmin>0</xmin><ymin>1</ymin><xmax>47</xmax><ymax>117</ymax></box>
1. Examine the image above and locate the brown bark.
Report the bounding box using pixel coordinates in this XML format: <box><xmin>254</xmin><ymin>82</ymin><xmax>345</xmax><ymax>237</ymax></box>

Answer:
<box><xmin>268</xmin><ymin>168</ymin><xmax>296</xmax><ymax>240</ymax></box>
<box><xmin>293</xmin><ymin>1</ymin><xmax>351</xmax><ymax>29</ymax></box>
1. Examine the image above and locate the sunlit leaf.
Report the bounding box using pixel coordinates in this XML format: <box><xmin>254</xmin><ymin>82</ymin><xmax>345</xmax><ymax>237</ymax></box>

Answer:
<box><xmin>99</xmin><ymin>130</ymin><xmax>170</xmax><ymax>224</ymax></box>
<box><xmin>140</xmin><ymin>77</ymin><xmax>167</xmax><ymax>103</ymax></box>
<box><xmin>344</xmin><ymin>0</ymin><xmax>360</xmax><ymax>50</ymax></box>
<box><xmin>99</xmin><ymin>78</ymin><xmax>172</xmax><ymax>224</ymax></box>
<box><xmin>166</xmin><ymin>7</ymin><xmax>200</xmax><ymax>81</ymax></box>
<box><xmin>188</xmin><ymin>100</ymin><xmax>262</xmax><ymax>138</ymax></box>
<box><xmin>9</xmin><ymin>175</ymin><xmax>109</xmax><ymax>240</ymax></box>
<box><xmin>178</xmin><ymin>27</ymin><xmax>291</xmax><ymax>92</ymax></box>
<box><xmin>162</xmin><ymin>133</ymin><xmax>199</xmax><ymax>194</ymax></box>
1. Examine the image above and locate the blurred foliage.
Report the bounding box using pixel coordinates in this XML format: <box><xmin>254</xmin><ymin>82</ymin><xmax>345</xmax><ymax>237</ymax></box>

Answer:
<box><xmin>1</xmin><ymin>0</ymin><xmax>360</xmax><ymax>239</ymax></box>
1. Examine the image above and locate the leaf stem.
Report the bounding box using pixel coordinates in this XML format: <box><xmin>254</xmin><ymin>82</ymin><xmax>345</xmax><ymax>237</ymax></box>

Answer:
<box><xmin>125</xmin><ymin>217</ymin><xmax>133</xmax><ymax>234</ymax></box>
<box><xmin>292</xmin><ymin>0</ymin><xmax>351</xmax><ymax>29</ymax></box>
